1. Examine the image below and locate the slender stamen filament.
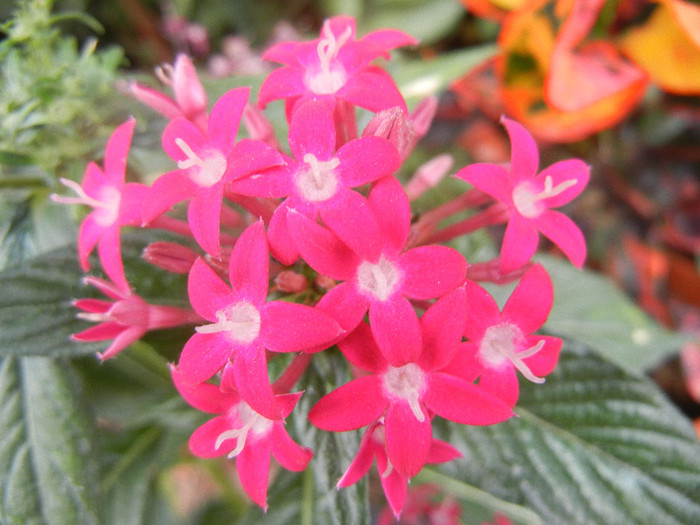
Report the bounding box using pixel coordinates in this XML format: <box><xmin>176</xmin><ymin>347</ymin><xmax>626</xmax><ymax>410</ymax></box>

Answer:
<box><xmin>508</xmin><ymin>340</ymin><xmax>546</xmax><ymax>384</ymax></box>
<box><xmin>479</xmin><ymin>324</ymin><xmax>546</xmax><ymax>384</ymax></box>
<box><xmin>76</xmin><ymin>312</ymin><xmax>111</xmax><ymax>323</ymax></box>
<box><xmin>195</xmin><ymin>301</ymin><xmax>261</xmax><ymax>343</ymax></box>
<box><xmin>175</xmin><ymin>138</ymin><xmax>227</xmax><ymax>187</ymax></box>
<box><xmin>215</xmin><ymin>425</ymin><xmax>251</xmax><ymax>458</ymax></box>
<box><xmin>317</xmin><ymin>24</ymin><xmax>352</xmax><ymax>75</ymax></box>
<box><xmin>513</xmin><ymin>175</ymin><xmax>578</xmax><ymax>218</ymax></box>
<box><xmin>51</xmin><ymin>178</ymin><xmax>110</xmax><ymax>209</ymax></box>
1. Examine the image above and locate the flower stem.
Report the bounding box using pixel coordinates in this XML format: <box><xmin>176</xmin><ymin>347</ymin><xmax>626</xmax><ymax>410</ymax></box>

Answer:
<box><xmin>273</xmin><ymin>352</ymin><xmax>313</xmax><ymax>394</ymax></box>
<box><xmin>425</xmin><ymin>202</ymin><xmax>509</xmax><ymax>244</ymax></box>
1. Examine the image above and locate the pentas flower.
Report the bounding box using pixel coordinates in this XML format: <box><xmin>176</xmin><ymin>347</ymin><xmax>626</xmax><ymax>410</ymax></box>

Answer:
<box><xmin>51</xmin><ymin>118</ymin><xmax>148</xmax><ymax>292</ymax></box>
<box><xmin>231</xmin><ymin>98</ymin><xmax>401</xmax><ymax>265</ymax></box>
<box><xmin>171</xmin><ymin>367</ymin><xmax>312</xmax><ymax>511</ymax></box>
<box><xmin>308</xmin><ymin>289</ymin><xmax>514</xmax><ymax>479</ymax></box>
<box><xmin>339</xmin><ymin>422</ymin><xmax>461</xmax><ymax>520</ymax></box>
<box><xmin>455</xmin><ymin>117</ymin><xmax>590</xmax><ymax>273</ymax></box>
<box><xmin>179</xmin><ymin>221</ymin><xmax>343</xmax><ymax>420</ymax></box>
<box><xmin>127</xmin><ymin>54</ymin><xmax>209</xmax><ymax>133</ymax></box>
<box><xmin>289</xmin><ymin>176</ymin><xmax>467</xmax><ymax>355</ymax></box>
<box><xmin>443</xmin><ymin>264</ymin><xmax>561</xmax><ymax>407</ymax></box>
<box><xmin>72</xmin><ymin>275</ymin><xmax>201</xmax><ymax>360</ymax></box>
<box><xmin>258</xmin><ymin>15</ymin><xmax>416</xmax><ymax>114</ymax></box>
<box><xmin>142</xmin><ymin>87</ymin><xmax>283</xmax><ymax>257</ymax></box>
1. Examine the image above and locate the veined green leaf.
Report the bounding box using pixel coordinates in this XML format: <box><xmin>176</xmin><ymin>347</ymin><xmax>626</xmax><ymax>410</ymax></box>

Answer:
<box><xmin>435</xmin><ymin>341</ymin><xmax>700</xmax><ymax>525</ymax></box>
<box><xmin>0</xmin><ymin>356</ymin><xmax>100</xmax><ymax>525</ymax></box>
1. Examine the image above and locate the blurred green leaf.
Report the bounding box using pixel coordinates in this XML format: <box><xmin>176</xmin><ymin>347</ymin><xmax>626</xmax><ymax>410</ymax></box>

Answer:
<box><xmin>0</xmin><ymin>356</ymin><xmax>100</xmax><ymax>525</ymax></box>
<box><xmin>436</xmin><ymin>341</ymin><xmax>700</xmax><ymax>524</ymax></box>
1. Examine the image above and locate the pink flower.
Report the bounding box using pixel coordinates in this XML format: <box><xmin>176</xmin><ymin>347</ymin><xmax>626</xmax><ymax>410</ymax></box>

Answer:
<box><xmin>231</xmin><ymin>98</ymin><xmax>401</xmax><ymax>265</ymax></box>
<box><xmin>179</xmin><ymin>221</ymin><xmax>343</xmax><ymax>420</ymax></box>
<box><xmin>127</xmin><ymin>54</ymin><xmax>208</xmax><ymax>132</ymax></box>
<box><xmin>51</xmin><ymin>118</ymin><xmax>148</xmax><ymax>292</ymax></box>
<box><xmin>143</xmin><ymin>87</ymin><xmax>283</xmax><ymax>257</ymax></box>
<box><xmin>72</xmin><ymin>275</ymin><xmax>201</xmax><ymax>360</ymax></box>
<box><xmin>443</xmin><ymin>264</ymin><xmax>562</xmax><ymax>406</ymax></box>
<box><xmin>455</xmin><ymin>117</ymin><xmax>590</xmax><ymax>273</ymax></box>
<box><xmin>171</xmin><ymin>366</ymin><xmax>312</xmax><ymax>511</ymax></box>
<box><xmin>258</xmin><ymin>16</ymin><xmax>416</xmax><ymax>114</ymax></box>
<box><xmin>289</xmin><ymin>176</ymin><xmax>467</xmax><ymax>354</ymax></box>
<box><xmin>339</xmin><ymin>422</ymin><xmax>461</xmax><ymax>520</ymax></box>
<box><xmin>481</xmin><ymin>513</ymin><xmax>515</xmax><ymax>525</ymax></box>
<box><xmin>308</xmin><ymin>289</ymin><xmax>514</xmax><ymax>479</ymax></box>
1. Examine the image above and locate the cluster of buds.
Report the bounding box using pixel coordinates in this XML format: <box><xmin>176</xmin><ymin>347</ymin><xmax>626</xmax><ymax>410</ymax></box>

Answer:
<box><xmin>54</xmin><ymin>16</ymin><xmax>590</xmax><ymax>518</ymax></box>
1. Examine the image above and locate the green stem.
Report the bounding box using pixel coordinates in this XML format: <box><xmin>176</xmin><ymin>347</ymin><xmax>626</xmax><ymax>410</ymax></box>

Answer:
<box><xmin>301</xmin><ymin>465</ymin><xmax>314</xmax><ymax>525</ymax></box>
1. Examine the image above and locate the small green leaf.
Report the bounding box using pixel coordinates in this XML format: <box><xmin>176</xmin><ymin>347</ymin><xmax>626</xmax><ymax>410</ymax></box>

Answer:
<box><xmin>0</xmin><ymin>356</ymin><xmax>100</xmax><ymax>525</ymax></box>
<box><xmin>435</xmin><ymin>341</ymin><xmax>700</xmax><ymax>524</ymax></box>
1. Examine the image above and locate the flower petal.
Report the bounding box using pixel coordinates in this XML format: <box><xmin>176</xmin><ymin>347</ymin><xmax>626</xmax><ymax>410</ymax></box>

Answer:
<box><xmin>258</xmin><ymin>67</ymin><xmax>306</xmax><ymax>108</ymax></box>
<box><xmin>233</xmin><ymin>344</ymin><xmax>281</xmax><ymax>420</ymax></box>
<box><xmin>142</xmin><ymin>170</ymin><xmax>198</xmax><ymax>224</ymax></box>
<box><xmin>288</xmin><ymin>98</ymin><xmax>336</xmax><ymax>160</ymax></box>
<box><xmin>523</xmin><ymin>335</ymin><xmax>562</xmax><ymax>377</ymax></box>
<box><xmin>502</xmin><ymin>117</ymin><xmax>539</xmax><ymax>182</ymax></box>
<box><xmin>321</xmin><ymin>190</ymin><xmax>382</xmax><ymax>261</ymax></box>
<box><xmin>424</xmin><ymin>372</ymin><xmax>514</xmax><ymax>425</ymax></box>
<box><xmin>336</xmin><ymin>136</ymin><xmax>400</xmax><ymax>187</ymax></box>
<box><xmin>170</xmin><ymin>365</ymin><xmax>239</xmax><ymax>413</ymax></box>
<box><xmin>208</xmin><ymin>87</ymin><xmax>249</xmax><ymax>152</ymax></box>
<box><xmin>189</xmin><ymin>415</ymin><xmax>233</xmax><ymax>458</ymax></box>
<box><xmin>426</xmin><ymin>439</ymin><xmax>462</xmax><ymax>464</ymax></box>
<box><xmin>228</xmin><ymin>221</ymin><xmax>269</xmax><ymax>304</ymax></box>
<box><xmin>454</xmin><ymin>163</ymin><xmax>513</xmax><ymax>203</ymax></box>
<box><xmin>537</xmin><ymin>158</ymin><xmax>590</xmax><ymax>209</ymax></box>
<box><xmin>535</xmin><ymin>210</ymin><xmax>587</xmax><ymax>268</ymax></box>
<box><xmin>500</xmin><ymin>214</ymin><xmax>539</xmax><ymax>273</ymax></box>
<box><xmin>97</xmin><ymin>225</ymin><xmax>129</xmax><ymax>293</ymax></box>
<box><xmin>237</xmin><ymin>436</ymin><xmax>272</xmax><ymax>511</ymax></box>
<box><xmin>369</xmin><ymin>296</ymin><xmax>422</xmax><ymax>366</ymax></box>
<box><xmin>271</xmin><ymin>423</ymin><xmax>313</xmax><ymax>471</ymax></box>
<box><xmin>315</xmin><ymin>280</ymin><xmax>370</xmax><ymax>333</ymax></box>
<box><xmin>308</xmin><ymin>375</ymin><xmax>386</xmax><ymax>431</ymax></box>
<box><xmin>367</xmin><ymin>177</ymin><xmax>411</xmax><ymax>254</ymax></box>
<box><xmin>478</xmin><ymin>366</ymin><xmax>520</xmax><ymax>407</ymax></box>
<box><xmin>188</xmin><ymin>186</ymin><xmax>223</xmax><ymax>257</ymax></box>
<box><xmin>337</xmin><ymin>425</ymin><xmax>379</xmax><ymax>487</ymax></box>
<box><xmin>188</xmin><ymin>258</ymin><xmax>235</xmax><ymax>320</ymax></box>
<box><xmin>418</xmin><ymin>286</ymin><xmax>467</xmax><ymax>371</ymax></box>
<box><xmin>502</xmin><ymin>264</ymin><xmax>553</xmax><ymax>334</ymax></box>
<box><xmin>339</xmin><ymin>67</ymin><xmax>407</xmax><ymax>113</ymax></box>
<box><xmin>77</xmin><ymin>214</ymin><xmax>102</xmax><ymax>271</ymax></box>
<box><xmin>384</xmin><ymin>400</ymin><xmax>431</xmax><ymax>478</ymax></box>
<box><xmin>463</xmin><ymin>279</ymin><xmax>502</xmax><ymax>340</ymax></box>
<box><xmin>338</xmin><ymin>321</ymin><xmax>387</xmax><ymax>373</ymax></box>
<box><xmin>260</xmin><ymin>301</ymin><xmax>343</xmax><ymax>353</ymax></box>
<box><xmin>267</xmin><ymin>202</ymin><xmax>300</xmax><ymax>265</ymax></box>
<box><xmin>399</xmin><ymin>245</ymin><xmax>466</xmax><ymax>300</ymax></box>
<box><xmin>178</xmin><ymin>332</ymin><xmax>231</xmax><ymax>384</ymax></box>
<box><xmin>104</xmin><ymin>118</ymin><xmax>135</xmax><ymax>183</ymax></box>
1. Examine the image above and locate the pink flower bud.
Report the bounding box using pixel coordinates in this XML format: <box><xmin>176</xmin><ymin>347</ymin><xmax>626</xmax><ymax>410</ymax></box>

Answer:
<box><xmin>275</xmin><ymin>270</ymin><xmax>308</xmax><ymax>293</ymax></box>
<box><xmin>143</xmin><ymin>242</ymin><xmax>198</xmax><ymax>274</ymax></box>
<box><xmin>405</xmin><ymin>153</ymin><xmax>453</xmax><ymax>201</ymax></box>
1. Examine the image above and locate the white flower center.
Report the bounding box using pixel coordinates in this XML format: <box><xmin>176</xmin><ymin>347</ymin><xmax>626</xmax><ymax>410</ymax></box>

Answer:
<box><xmin>305</xmin><ymin>22</ymin><xmax>351</xmax><ymax>94</ymax></box>
<box><xmin>382</xmin><ymin>363</ymin><xmax>426</xmax><ymax>422</ymax></box>
<box><xmin>195</xmin><ymin>300</ymin><xmax>261</xmax><ymax>343</ymax></box>
<box><xmin>215</xmin><ymin>402</ymin><xmax>273</xmax><ymax>459</ymax></box>
<box><xmin>175</xmin><ymin>138</ymin><xmax>227</xmax><ymax>187</ymax></box>
<box><xmin>295</xmin><ymin>153</ymin><xmax>340</xmax><ymax>202</ymax></box>
<box><xmin>51</xmin><ymin>177</ymin><xmax>121</xmax><ymax>226</ymax></box>
<box><xmin>356</xmin><ymin>256</ymin><xmax>401</xmax><ymax>302</ymax></box>
<box><xmin>479</xmin><ymin>323</ymin><xmax>545</xmax><ymax>383</ymax></box>
<box><xmin>512</xmin><ymin>175</ymin><xmax>577</xmax><ymax>218</ymax></box>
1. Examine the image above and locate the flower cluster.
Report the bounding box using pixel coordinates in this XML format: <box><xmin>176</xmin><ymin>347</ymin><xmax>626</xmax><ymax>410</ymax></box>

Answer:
<box><xmin>56</xmin><ymin>15</ymin><xmax>589</xmax><ymax>518</ymax></box>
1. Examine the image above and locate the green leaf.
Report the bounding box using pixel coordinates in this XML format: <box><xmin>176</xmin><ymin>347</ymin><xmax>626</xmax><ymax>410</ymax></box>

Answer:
<box><xmin>435</xmin><ymin>341</ymin><xmax>700</xmax><ymax>525</ymax></box>
<box><xmin>539</xmin><ymin>255</ymin><xmax>689</xmax><ymax>372</ymax></box>
<box><xmin>0</xmin><ymin>356</ymin><xmax>100</xmax><ymax>525</ymax></box>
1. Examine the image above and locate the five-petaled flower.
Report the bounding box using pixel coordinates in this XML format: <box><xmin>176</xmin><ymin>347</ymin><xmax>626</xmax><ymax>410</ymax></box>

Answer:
<box><xmin>171</xmin><ymin>366</ymin><xmax>313</xmax><ymax>511</ymax></box>
<box><xmin>455</xmin><ymin>116</ymin><xmax>590</xmax><ymax>273</ymax></box>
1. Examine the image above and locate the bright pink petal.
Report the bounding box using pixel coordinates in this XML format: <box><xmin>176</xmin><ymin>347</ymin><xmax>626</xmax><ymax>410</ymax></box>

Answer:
<box><xmin>523</xmin><ymin>335</ymin><xmax>562</xmax><ymax>377</ymax></box>
<box><xmin>338</xmin><ymin>321</ymin><xmax>387</xmax><ymax>373</ymax></box>
<box><xmin>142</xmin><ymin>170</ymin><xmax>198</xmax><ymax>223</ymax></box>
<box><xmin>178</xmin><ymin>332</ymin><xmax>231</xmax><ymax>384</ymax></box>
<box><xmin>228</xmin><ymin>221</ymin><xmax>269</xmax><ymax>304</ymax></box>
<box><xmin>384</xmin><ymin>400</ymin><xmax>431</xmax><ymax>478</ymax></box>
<box><xmin>288</xmin><ymin>98</ymin><xmax>336</xmax><ymax>159</ymax></box>
<box><xmin>339</xmin><ymin>67</ymin><xmax>407</xmax><ymax>113</ymax></box>
<box><xmin>425</xmin><ymin>373</ymin><xmax>514</xmax><ymax>425</ymax></box>
<box><xmin>379</xmin><ymin>462</ymin><xmax>408</xmax><ymax>520</ymax></box>
<box><xmin>233</xmin><ymin>344</ymin><xmax>280</xmax><ymax>420</ymax></box>
<box><xmin>500</xmin><ymin>214</ymin><xmax>539</xmax><ymax>273</ymax></box>
<box><xmin>188</xmin><ymin>258</ymin><xmax>235</xmax><ymax>320</ymax></box>
<box><xmin>535</xmin><ymin>210</ymin><xmax>587</xmax><ymax>268</ymax></box>
<box><xmin>258</xmin><ymin>67</ymin><xmax>306</xmax><ymax>108</ymax></box>
<box><xmin>399</xmin><ymin>245</ymin><xmax>467</xmax><ymax>300</ymax></box>
<box><xmin>81</xmin><ymin>162</ymin><xmax>108</xmax><ymax>202</ymax></box>
<box><xmin>237</xmin><ymin>436</ymin><xmax>272</xmax><ymax>510</ymax></box>
<box><xmin>73</xmin><ymin>298</ymin><xmax>111</xmax><ymax>314</ymax></box>
<box><xmin>266</xmin><ymin>203</ymin><xmax>299</xmax><ymax>265</ymax></box>
<box><xmin>439</xmin><ymin>341</ymin><xmax>484</xmax><ymax>382</ymax></box>
<box><xmin>288</xmin><ymin>210</ymin><xmax>358</xmax><ymax>280</ymax></box>
<box><xmin>369</xmin><ymin>296</ymin><xmax>422</xmax><ymax>367</ymax></box>
<box><xmin>308</xmin><ymin>375</ymin><xmax>386</xmax><ymax>432</ymax></box>
<box><xmin>225</xmin><ymin>138</ymin><xmax>284</xmax><ymax>181</ymax></box>
<box><xmin>118</xmin><ymin>183</ymin><xmax>149</xmax><ymax>225</ymax></box>
<box><xmin>463</xmin><ymin>280</ymin><xmax>502</xmax><ymax>340</ymax></box>
<box><xmin>361</xmin><ymin>28</ymin><xmax>417</xmax><ymax>52</ymax></box>
<box><xmin>426</xmin><ymin>439</ymin><xmax>462</xmax><ymax>464</ymax></box>
<box><xmin>261</xmin><ymin>40</ymin><xmax>300</xmax><ymax>65</ymax></box>
<box><xmin>260</xmin><ymin>301</ymin><xmax>342</xmax><ymax>353</ymax></box>
<box><xmin>315</xmin><ymin>280</ymin><xmax>370</xmax><ymax>333</ymax></box>
<box><xmin>418</xmin><ymin>286</ymin><xmax>467</xmax><ymax>371</ymax></box>
<box><xmin>337</xmin><ymin>426</ymin><xmax>378</xmax><ymax>487</ymax></box>
<box><xmin>368</xmin><ymin>177</ymin><xmax>411</xmax><ymax>254</ymax></box>
<box><xmin>502</xmin><ymin>264</ymin><xmax>553</xmax><ymax>333</ymax></box>
<box><xmin>99</xmin><ymin>326</ymin><xmax>145</xmax><ymax>360</ymax></box>
<box><xmin>335</xmin><ymin>136</ymin><xmax>400</xmax><ymax>187</ymax></box>
<box><xmin>172</xmin><ymin>54</ymin><xmax>207</xmax><ymax>120</ymax></box>
<box><xmin>162</xmin><ymin>117</ymin><xmax>206</xmax><ymax>163</ymax></box>
<box><xmin>72</xmin><ymin>322</ymin><xmax>123</xmax><ymax>342</ymax></box>
<box><xmin>77</xmin><ymin>214</ymin><xmax>102</xmax><ymax>271</ymax></box>
<box><xmin>321</xmin><ymin>190</ymin><xmax>382</xmax><ymax>261</ymax></box>
<box><xmin>208</xmin><ymin>87</ymin><xmax>249</xmax><ymax>152</ymax></box>
<box><xmin>97</xmin><ymin>226</ymin><xmax>129</xmax><ymax>292</ymax></box>
<box><xmin>104</xmin><ymin>118</ymin><xmax>135</xmax><ymax>183</ymax></box>
<box><xmin>454</xmin><ymin>163</ymin><xmax>512</xmax><ymax>203</ymax></box>
<box><xmin>502</xmin><ymin>117</ymin><xmax>539</xmax><ymax>182</ymax></box>
<box><xmin>478</xmin><ymin>366</ymin><xmax>519</xmax><ymax>407</ymax></box>
<box><xmin>230</xmin><ymin>164</ymin><xmax>294</xmax><ymax>198</ymax></box>
<box><xmin>128</xmin><ymin>81</ymin><xmax>182</xmax><ymax>119</ymax></box>
<box><xmin>537</xmin><ymin>159</ymin><xmax>590</xmax><ymax>208</ymax></box>
<box><xmin>189</xmin><ymin>415</ymin><xmax>234</xmax><ymax>458</ymax></box>
<box><xmin>188</xmin><ymin>186</ymin><xmax>223</xmax><ymax>256</ymax></box>
<box><xmin>271</xmin><ymin>424</ymin><xmax>313</xmax><ymax>471</ymax></box>
<box><xmin>171</xmin><ymin>366</ymin><xmax>239</xmax><ymax>413</ymax></box>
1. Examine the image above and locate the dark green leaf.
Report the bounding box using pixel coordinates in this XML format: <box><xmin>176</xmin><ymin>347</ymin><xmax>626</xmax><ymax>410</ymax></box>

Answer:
<box><xmin>0</xmin><ymin>356</ymin><xmax>100</xmax><ymax>525</ymax></box>
<box><xmin>435</xmin><ymin>341</ymin><xmax>700</xmax><ymax>525</ymax></box>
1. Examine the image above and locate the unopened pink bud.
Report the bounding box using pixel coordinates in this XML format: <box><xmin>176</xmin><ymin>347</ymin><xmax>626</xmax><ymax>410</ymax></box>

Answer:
<box><xmin>405</xmin><ymin>153</ymin><xmax>453</xmax><ymax>201</ymax></box>
<box><xmin>409</xmin><ymin>96</ymin><xmax>438</xmax><ymax>137</ymax></box>
<box><xmin>275</xmin><ymin>270</ymin><xmax>308</xmax><ymax>293</ymax></box>
<box><xmin>143</xmin><ymin>242</ymin><xmax>198</xmax><ymax>274</ymax></box>
<box><xmin>243</xmin><ymin>103</ymin><xmax>280</xmax><ymax>148</ymax></box>
<box><xmin>315</xmin><ymin>275</ymin><xmax>336</xmax><ymax>291</ymax></box>
<box><xmin>363</xmin><ymin>106</ymin><xmax>413</xmax><ymax>159</ymax></box>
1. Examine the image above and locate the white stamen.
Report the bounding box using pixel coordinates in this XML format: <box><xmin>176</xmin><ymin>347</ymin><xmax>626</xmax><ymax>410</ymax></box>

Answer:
<box><xmin>306</xmin><ymin>23</ymin><xmax>352</xmax><ymax>94</ymax></box>
<box><xmin>175</xmin><ymin>138</ymin><xmax>227</xmax><ymax>187</ymax></box>
<box><xmin>382</xmin><ymin>363</ymin><xmax>426</xmax><ymax>422</ymax></box>
<box><xmin>215</xmin><ymin>402</ymin><xmax>273</xmax><ymax>459</ymax></box>
<box><xmin>295</xmin><ymin>154</ymin><xmax>340</xmax><ymax>202</ymax></box>
<box><xmin>512</xmin><ymin>175</ymin><xmax>578</xmax><ymax>218</ymax></box>
<box><xmin>356</xmin><ymin>256</ymin><xmax>401</xmax><ymax>302</ymax></box>
<box><xmin>195</xmin><ymin>301</ymin><xmax>261</xmax><ymax>343</ymax></box>
<box><xmin>479</xmin><ymin>323</ymin><xmax>546</xmax><ymax>383</ymax></box>
<box><xmin>51</xmin><ymin>178</ymin><xmax>121</xmax><ymax>226</ymax></box>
